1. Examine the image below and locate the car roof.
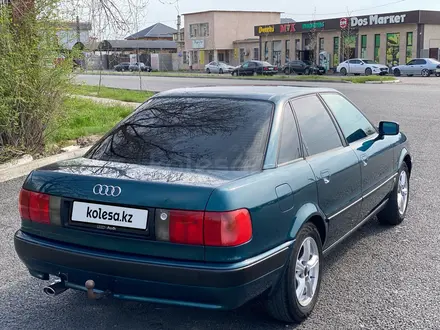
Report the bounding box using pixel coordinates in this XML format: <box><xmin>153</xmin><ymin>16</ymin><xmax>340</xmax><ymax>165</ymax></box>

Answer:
<box><xmin>153</xmin><ymin>86</ymin><xmax>338</xmax><ymax>103</ymax></box>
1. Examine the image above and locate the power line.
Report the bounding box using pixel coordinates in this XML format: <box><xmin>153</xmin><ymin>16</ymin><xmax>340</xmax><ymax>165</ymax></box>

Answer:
<box><xmin>282</xmin><ymin>0</ymin><xmax>406</xmax><ymax>17</ymax></box>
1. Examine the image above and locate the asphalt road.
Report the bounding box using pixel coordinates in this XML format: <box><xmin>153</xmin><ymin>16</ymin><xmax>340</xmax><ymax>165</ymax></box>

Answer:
<box><xmin>2</xmin><ymin>75</ymin><xmax>440</xmax><ymax>329</ymax></box>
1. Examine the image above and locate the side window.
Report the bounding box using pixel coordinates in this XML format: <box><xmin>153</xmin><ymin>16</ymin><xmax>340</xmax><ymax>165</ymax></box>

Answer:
<box><xmin>418</xmin><ymin>59</ymin><xmax>427</xmax><ymax>65</ymax></box>
<box><xmin>242</xmin><ymin>62</ymin><xmax>249</xmax><ymax>68</ymax></box>
<box><xmin>407</xmin><ymin>59</ymin><xmax>415</xmax><ymax>65</ymax></box>
<box><xmin>320</xmin><ymin>93</ymin><xmax>376</xmax><ymax>144</ymax></box>
<box><xmin>278</xmin><ymin>104</ymin><xmax>301</xmax><ymax>164</ymax></box>
<box><xmin>248</xmin><ymin>62</ymin><xmax>256</xmax><ymax>68</ymax></box>
<box><xmin>291</xmin><ymin>95</ymin><xmax>343</xmax><ymax>156</ymax></box>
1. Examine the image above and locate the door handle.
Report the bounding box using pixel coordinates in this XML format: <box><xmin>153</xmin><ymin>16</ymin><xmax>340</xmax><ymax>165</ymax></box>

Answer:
<box><xmin>320</xmin><ymin>170</ymin><xmax>330</xmax><ymax>184</ymax></box>
<box><xmin>361</xmin><ymin>154</ymin><xmax>369</xmax><ymax>166</ymax></box>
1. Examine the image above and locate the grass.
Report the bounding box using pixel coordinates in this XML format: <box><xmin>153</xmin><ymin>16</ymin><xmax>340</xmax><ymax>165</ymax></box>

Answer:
<box><xmin>77</xmin><ymin>70</ymin><xmax>398</xmax><ymax>84</ymax></box>
<box><xmin>45</xmin><ymin>97</ymin><xmax>134</xmax><ymax>145</ymax></box>
<box><xmin>72</xmin><ymin>84</ymin><xmax>155</xmax><ymax>103</ymax></box>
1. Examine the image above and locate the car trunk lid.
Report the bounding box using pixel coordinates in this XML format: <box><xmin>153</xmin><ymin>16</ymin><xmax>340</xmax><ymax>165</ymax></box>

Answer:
<box><xmin>21</xmin><ymin>157</ymin><xmax>256</xmax><ymax>261</ymax></box>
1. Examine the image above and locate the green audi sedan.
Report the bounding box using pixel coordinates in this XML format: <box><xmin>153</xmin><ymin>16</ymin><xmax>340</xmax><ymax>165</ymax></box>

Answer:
<box><xmin>14</xmin><ymin>86</ymin><xmax>412</xmax><ymax>323</ymax></box>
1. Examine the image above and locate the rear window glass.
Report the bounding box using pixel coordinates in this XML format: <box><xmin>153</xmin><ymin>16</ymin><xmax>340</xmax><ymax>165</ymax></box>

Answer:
<box><xmin>86</xmin><ymin>97</ymin><xmax>274</xmax><ymax>171</ymax></box>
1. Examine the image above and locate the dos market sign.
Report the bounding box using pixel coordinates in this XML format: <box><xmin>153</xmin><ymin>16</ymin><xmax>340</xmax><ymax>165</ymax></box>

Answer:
<box><xmin>349</xmin><ymin>13</ymin><xmax>407</xmax><ymax>27</ymax></box>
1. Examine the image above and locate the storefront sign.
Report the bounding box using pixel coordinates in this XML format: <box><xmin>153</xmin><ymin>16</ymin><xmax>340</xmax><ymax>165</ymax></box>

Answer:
<box><xmin>258</xmin><ymin>25</ymin><xmax>275</xmax><ymax>33</ymax></box>
<box><xmin>350</xmin><ymin>14</ymin><xmax>407</xmax><ymax>27</ymax></box>
<box><xmin>192</xmin><ymin>40</ymin><xmax>204</xmax><ymax>49</ymax></box>
<box><xmin>340</xmin><ymin>18</ymin><xmax>348</xmax><ymax>29</ymax></box>
<box><xmin>280</xmin><ymin>23</ymin><xmax>296</xmax><ymax>33</ymax></box>
<box><xmin>302</xmin><ymin>22</ymin><xmax>325</xmax><ymax>29</ymax></box>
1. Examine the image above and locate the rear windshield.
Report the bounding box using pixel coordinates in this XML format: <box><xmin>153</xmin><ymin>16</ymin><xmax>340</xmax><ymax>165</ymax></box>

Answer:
<box><xmin>86</xmin><ymin>97</ymin><xmax>274</xmax><ymax>171</ymax></box>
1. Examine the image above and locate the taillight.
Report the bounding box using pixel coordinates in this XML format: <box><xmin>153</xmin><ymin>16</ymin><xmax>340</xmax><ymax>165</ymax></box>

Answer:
<box><xmin>264</xmin><ymin>67</ymin><xmax>268</xmax><ymax>71</ymax></box>
<box><xmin>204</xmin><ymin>209</ymin><xmax>252</xmax><ymax>246</ymax></box>
<box><xmin>19</xmin><ymin>188</ymin><xmax>50</xmax><ymax>224</ymax></box>
<box><xmin>155</xmin><ymin>208</ymin><xmax>252</xmax><ymax>247</ymax></box>
<box><xmin>169</xmin><ymin>210</ymin><xmax>204</xmax><ymax>245</ymax></box>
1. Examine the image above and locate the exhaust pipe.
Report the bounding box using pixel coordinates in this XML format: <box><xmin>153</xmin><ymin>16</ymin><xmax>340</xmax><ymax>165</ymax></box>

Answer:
<box><xmin>43</xmin><ymin>281</ymin><xmax>68</xmax><ymax>296</ymax></box>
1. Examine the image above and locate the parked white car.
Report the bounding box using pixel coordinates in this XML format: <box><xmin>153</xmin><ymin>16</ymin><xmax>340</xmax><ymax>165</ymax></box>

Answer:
<box><xmin>391</xmin><ymin>58</ymin><xmax>440</xmax><ymax>77</ymax></box>
<box><xmin>205</xmin><ymin>61</ymin><xmax>236</xmax><ymax>74</ymax></box>
<box><xmin>337</xmin><ymin>58</ymin><xmax>389</xmax><ymax>76</ymax></box>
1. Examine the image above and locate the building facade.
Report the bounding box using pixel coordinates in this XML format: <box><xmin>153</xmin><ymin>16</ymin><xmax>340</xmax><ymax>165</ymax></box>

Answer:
<box><xmin>183</xmin><ymin>10</ymin><xmax>281</xmax><ymax>69</ymax></box>
<box><xmin>254</xmin><ymin>10</ymin><xmax>440</xmax><ymax>70</ymax></box>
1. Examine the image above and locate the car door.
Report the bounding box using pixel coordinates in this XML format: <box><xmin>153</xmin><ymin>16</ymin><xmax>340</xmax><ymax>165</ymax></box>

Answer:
<box><xmin>403</xmin><ymin>59</ymin><xmax>416</xmax><ymax>74</ymax></box>
<box><xmin>247</xmin><ymin>61</ymin><xmax>257</xmax><ymax>74</ymax></box>
<box><xmin>348</xmin><ymin>59</ymin><xmax>361</xmax><ymax>74</ymax></box>
<box><xmin>211</xmin><ymin>61</ymin><xmax>219</xmax><ymax>73</ymax></box>
<box><xmin>290</xmin><ymin>94</ymin><xmax>362</xmax><ymax>248</ymax></box>
<box><xmin>416</xmin><ymin>59</ymin><xmax>427</xmax><ymax>75</ymax></box>
<box><xmin>240</xmin><ymin>62</ymin><xmax>249</xmax><ymax>75</ymax></box>
<box><xmin>319</xmin><ymin>92</ymin><xmax>396</xmax><ymax>223</ymax></box>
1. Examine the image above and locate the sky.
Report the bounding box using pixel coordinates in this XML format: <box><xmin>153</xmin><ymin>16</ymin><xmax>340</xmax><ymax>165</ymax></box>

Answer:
<box><xmin>143</xmin><ymin>0</ymin><xmax>440</xmax><ymax>30</ymax></box>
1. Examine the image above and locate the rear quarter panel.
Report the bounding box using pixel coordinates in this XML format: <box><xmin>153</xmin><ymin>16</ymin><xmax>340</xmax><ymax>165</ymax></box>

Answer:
<box><xmin>204</xmin><ymin>159</ymin><xmax>319</xmax><ymax>263</ymax></box>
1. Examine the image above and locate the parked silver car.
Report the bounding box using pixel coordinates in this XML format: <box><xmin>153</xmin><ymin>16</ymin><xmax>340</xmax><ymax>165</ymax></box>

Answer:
<box><xmin>392</xmin><ymin>58</ymin><xmax>440</xmax><ymax>77</ymax></box>
<box><xmin>204</xmin><ymin>61</ymin><xmax>236</xmax><ymax>74</ymax></box>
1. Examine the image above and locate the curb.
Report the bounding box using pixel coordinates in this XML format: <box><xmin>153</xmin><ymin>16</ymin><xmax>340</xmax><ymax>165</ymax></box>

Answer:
<box><xmin>77</xmin><ymin>73</ymin><xmax>358</xmax><ymax>84</ymax></box>
<box><xmin>0</xmin><ymin>146</ymin><xmax>91</xmax><ymax>183</ymax></box>
<box><xmin>365</xmin><ymin>79</ymin><xmax>400</xmax><ymax>84</ymax></box>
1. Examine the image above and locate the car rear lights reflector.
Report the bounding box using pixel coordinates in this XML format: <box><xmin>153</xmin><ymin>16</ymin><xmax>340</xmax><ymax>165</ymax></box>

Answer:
<box><xmin>155</xmin><ymin>208</ymin><xmax>252</xmax><ymax>247</ymax></box>
<box><xmin>169</xmin><ymin>210</ymin><xmax>204</xmax><ymax>245</ymax></box>
<box><xmin>19</xmin><ymin>189</ymin><xmax>50</xmax><ymax>224</ymax></box>
<box><xmin>204</xmin><ymin>209</ymin><xmax>252</xmax><ymax>247</ymax></box>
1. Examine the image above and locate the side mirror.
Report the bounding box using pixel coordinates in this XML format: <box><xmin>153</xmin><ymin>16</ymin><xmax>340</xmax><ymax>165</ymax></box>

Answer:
<box><xmin>361</xmin><ymin>62</ymin><xmax>364</xmax><ymax>65</ymax></box>
<box><xmin>379</xmin><ymin>121</ymin><xmax>399</xmax><ymax>136</ymax></box>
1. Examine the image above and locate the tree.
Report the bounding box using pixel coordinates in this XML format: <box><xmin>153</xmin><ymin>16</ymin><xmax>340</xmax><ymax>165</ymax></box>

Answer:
<box><xmin>341</xmin><ymin>8</ymin><xmax>355</xmax><ymax>62</ymax></box>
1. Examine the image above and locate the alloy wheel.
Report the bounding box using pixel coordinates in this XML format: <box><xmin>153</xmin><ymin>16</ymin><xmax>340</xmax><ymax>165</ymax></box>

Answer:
<box><xmin>295</xmin><ymin>237</ymin><xmax>320</xmax><ymax>307</ymax></box>
<box><xmin>397</xmin><ymin>170</ymin><xmax>409</xmax><ymax>215</ymax></box>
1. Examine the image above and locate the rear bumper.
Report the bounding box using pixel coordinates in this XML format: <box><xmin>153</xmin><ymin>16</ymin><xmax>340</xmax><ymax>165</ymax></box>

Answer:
<box><xmin>14</xmin><ymin>230</ymin><xmax>291</xmax><ymax>310</ymax></box>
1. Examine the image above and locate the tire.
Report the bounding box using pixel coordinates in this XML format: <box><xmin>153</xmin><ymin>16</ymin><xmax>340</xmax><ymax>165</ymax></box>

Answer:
<box><xmin>206</xmin><ymin>69</ymin><xmax>210</xmax><ymax>74</ymax></box>
<box><xmin>365</xmin><ymin>68</ymin><xmax>372</xmax><ymax>76</ymax></box>
<box><xmin>219</xmin><ymin>69</ymin><xmax>223</xmax><ymax>74</ymax></box>
<box><xmin>284</xmin><ymin>68</ymin><xmax>290</xmax><ymax>75</ymax></box>
<box><xmin>421</xmin><ymin>69</ymin><xmax>430</xmax><ymax>77</ymax></box>
<box><xmin>436</xmin><ymin>73</ymin><xmax>440</xmax><ymax>77</ymax></box>
<box><xmin>232</xmin><ymin>71</ymin><xmax>237</xmax><ymax>76</ymax></box>
<box><xmin>393</xmin><ymin>68</ymin><xmax>401</xmax><ymax>77</ymax></box>
<box><xmin>377</xmin><ymin>162</ymin><xmax>410</xmax><ymax>226</ymax></box>
<box><xmin>265</xmin><ymin>223</ymin><xmax>322</xmax><ymax>323</ymax></box>
<box><xmin>253</xmin><ymin>71</ymin><xmax>258</xmax><ymax>76</ymax></box>
<box><xmin>340</xmin><ymin>68</ymin><xmax>347</xmax><ymax>76</ymax></box>
<box><xmin>304</xmin><ymin>68</ymin><xmax>310</xmax><ymax>75</ymax></box>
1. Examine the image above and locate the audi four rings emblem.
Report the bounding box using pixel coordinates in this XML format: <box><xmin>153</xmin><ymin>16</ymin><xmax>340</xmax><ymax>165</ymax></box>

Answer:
<box><xmin>93</xmin><ymin>184</ymin><xmax>122</xmax><ymax>197</ymax></box>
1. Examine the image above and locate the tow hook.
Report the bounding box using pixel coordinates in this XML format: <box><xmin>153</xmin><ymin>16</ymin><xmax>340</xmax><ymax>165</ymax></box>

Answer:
<box><xmin>85</xmin><ymin>280</ymin><xmax>110</xmax><ymax>300</ymax></box>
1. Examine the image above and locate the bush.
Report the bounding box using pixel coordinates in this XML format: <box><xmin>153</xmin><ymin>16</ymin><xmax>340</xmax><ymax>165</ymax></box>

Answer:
<box><xmin>0</xmin><ymin>2</ymin><xmax>77</xmax><ymax>162</ymax></box>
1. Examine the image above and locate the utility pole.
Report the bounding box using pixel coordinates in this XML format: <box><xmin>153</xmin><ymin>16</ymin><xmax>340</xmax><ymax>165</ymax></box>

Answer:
<box><xmin>176</xmin><ymin>14</ymin><xmax>181</xmax><ymax>70</ymax></box>
<box><xmin>76</xmin><ymin>15</ymin><xmax>80</xmax><ymax>43</ymax></box>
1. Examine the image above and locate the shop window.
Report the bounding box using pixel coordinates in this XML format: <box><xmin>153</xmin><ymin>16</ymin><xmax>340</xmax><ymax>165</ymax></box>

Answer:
<box><xmin>240</xmin><ymin>48</ymin><xmax>245</xmax><ymax>63</ymax></box>
<box><xmin>319</xmin><ymin>38</ymin><xmax>324</xmax><ymax>51</ymax></box>
<box><xmin>333</xmin><ymin>37</ymin><xmax>339</xmax><ymax>67</ymax></box>
<box><xmin>264</xmin><ymin>41</ymin><xmax>269</xmax><ymax>61</ymax></box>
<box><xmin>272</xmin><ymin>40</ymin><xmax>282</xmax><ymax>66</ymax></box>
<box><xmin>386</xmin><ymin>33</ymin><xmax>400</xmax><ymax>66</ymax></box>
<box><xmin>406</xmin><ymin>32</ymin><xmax>413</xmax><ymax>64</ymax></box>
<box><xmin>361</xmin><ymin>35</ymin><xmax>367</xmax><ymax>58</ymax></box>
<box><xmin>253</xmin><ymin>47</ymin><xmax>259</xmax><ymax>60</ymax></box>
<box><xmin>191</xmin><ymin>51</ymin><xmax>198</xmax><ymax>65</ymax></box>
<box><xmin>285</xmin><ymin>40</ymin><xmax>290</xmax><ymax>61</ymax></box>
<box><xmin>374</xmin><ymin>34</ymin><xmax>380</xmax><ymax>63</ymax></box>
<box><xmin>183</xmin><ymin>51</ymin><xmax>188</xmax><ymax>64</ymax></box>
<box><xmin>294</xmin><ymin>39</ymin><xmax>300</xmax><ymax>59</ymax></box>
